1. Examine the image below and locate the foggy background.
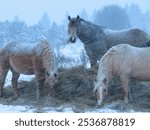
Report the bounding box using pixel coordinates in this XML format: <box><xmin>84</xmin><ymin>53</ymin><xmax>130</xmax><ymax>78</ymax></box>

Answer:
<box><xmin>0</xmin><ymin>0</ymin><xmax>150</xmax><ymax>67</ymax></box>
<box><xmin>0</xmin><ymin>0</ymin><xmax>150</xmax><ymax>113</ymax></box>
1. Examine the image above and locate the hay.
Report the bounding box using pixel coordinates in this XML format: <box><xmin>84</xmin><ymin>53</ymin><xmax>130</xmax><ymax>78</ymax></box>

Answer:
<box><xmin>1</xmin><ymin>66</ymin><xmax>150</xmax><ymax>112</ymax></box>
<box><xmin>55</xmin><ymin>66</ymin><xmax>97</xmax><ymax>101</ymax></box>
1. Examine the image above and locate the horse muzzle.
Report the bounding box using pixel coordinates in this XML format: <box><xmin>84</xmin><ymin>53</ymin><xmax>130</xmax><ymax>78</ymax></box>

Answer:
<box><xmin>70</xmin><ymin>37</ymin><xmax>76</xmax><ymax>43</ymax></box>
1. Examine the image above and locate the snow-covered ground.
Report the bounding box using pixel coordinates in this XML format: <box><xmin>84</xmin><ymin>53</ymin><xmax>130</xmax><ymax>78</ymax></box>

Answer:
<box><xmin>0</xmin><ymin>101</ymin><xmax>138</xmax><ymax>113</ymax></box>
<box><xmin>5</xmin><ymin>71</ymin><xmax>35</xmax><ymax>87</ymax></box>
<box><xmin>0</xmin><ymin>104</ymin><xmax>109</xmax><ymax>113</ymax></box>
<box><xmin>0</xmin><ymin>104</ymin><xmax>119</xmax><ymax>113</ymax></box>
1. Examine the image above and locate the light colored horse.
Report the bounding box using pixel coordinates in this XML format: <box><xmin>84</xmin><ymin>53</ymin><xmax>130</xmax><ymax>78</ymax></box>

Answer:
<box><xmin>94</xmin><ymin>44</ymin><xmax>150</xmax><ymax>105</ymax></box>
<box><xmin>68</xmin><ymin>15</ymin><xmax>150</xmax><ymax>67</ymax></box>
<box><xmin>0</xmin><ymin>40</ymin><xmax>58</xmax><ymax>100</ymax></box>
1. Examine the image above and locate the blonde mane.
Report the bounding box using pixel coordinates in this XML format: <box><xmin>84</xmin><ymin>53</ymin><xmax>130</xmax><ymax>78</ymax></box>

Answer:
<box><xmin>37</xmin><ymin>40</ymin><xmax>56</xmax><ymax>75</ymax></box>
<box><xmin>98</xmin><ymin>45</ymin><xmax>122</xmax><ymax>79</ymax></box>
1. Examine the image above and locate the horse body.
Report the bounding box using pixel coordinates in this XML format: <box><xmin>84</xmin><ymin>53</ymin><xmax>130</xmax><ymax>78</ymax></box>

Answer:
<box><xmin>9</xmin><ymin>42</ymin><xmax>43</xmax><ymax>75</ymax></box>
<box><xmin>68</xmin><ymin>16</ymin><xmax>150</xmax><ymax>67</ymax></box>
<box><xmin>0</xmin><ymin>41</ymin><xmax>58</xmax><ymax>100</ymax></box>
<box><xmin>94</xmin><ymin>44</ymin><xmax>150</xmax><ymax>105</ymax></box>
<box><xmin>104</xmin><ymin>28</ymin><xmax>150</xmax><ymax>48</ymax></box>
<box><xmin>9</xmin><ymin>55</ymin><xmax>35</xmax><ymax>75</ymax></box>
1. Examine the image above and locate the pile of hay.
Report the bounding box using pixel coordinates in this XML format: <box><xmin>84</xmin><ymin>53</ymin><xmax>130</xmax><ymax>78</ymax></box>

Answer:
<box><xmin>1</xmin><ymin>65</ymin><xmax>150</xmax><ymax>111</ymax></box>
<box><xmin>55</xmin><ymin>66</ymin><xmax>97</xmax><ymax>101</ymax></box>
<box><xmin>1</xmin><ymin>66</ymin><xmax>98</xmax><ymax>106</ymax></box>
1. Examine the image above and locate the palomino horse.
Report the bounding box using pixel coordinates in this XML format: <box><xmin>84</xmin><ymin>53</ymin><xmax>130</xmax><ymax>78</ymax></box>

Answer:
<box><xmin>94</xmin><ymin>44</ymin><xmax>150</xmax><ymax>105</ymax></box>
<box><xmin>68</xmin><ymin>15</ymin><xmax>150</xmax><ymax>67</ymax></box>
<box><xmin>0</xmin><ymin>41</ymin><xmax>58</xmax><ymax>100</ymax></box>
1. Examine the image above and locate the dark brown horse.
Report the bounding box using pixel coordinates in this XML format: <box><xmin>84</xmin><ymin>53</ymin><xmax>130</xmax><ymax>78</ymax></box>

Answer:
<box><xmin>68</xmin><ymin>15</ymin><xmax>150</xmax><ymax>67</ymax></box>
<box><xmin>0</xmin><ymin>40</ymin><xmax>58</xmax><ymax>100</ymax></box>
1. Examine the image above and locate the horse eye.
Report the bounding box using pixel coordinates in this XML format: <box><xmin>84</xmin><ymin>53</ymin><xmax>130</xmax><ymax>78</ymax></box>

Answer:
<box><xmin>54</xmin><ymin>73</ymin><xmax>57</xmax><ymax>78</ymax></box>
<box><xmin>95</xmin><ymin>79</ymin><xmax>97</xmax><ymax>82</ymax></box>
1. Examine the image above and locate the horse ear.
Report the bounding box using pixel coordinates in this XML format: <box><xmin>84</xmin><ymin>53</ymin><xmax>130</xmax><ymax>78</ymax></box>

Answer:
<box><xmin>77</xmin><ymin>15</ymin><xmax>80</xmax><ymax>19</ymax></box>
<box><xmin>68</xmin><ymin>16</ymin><xmax>71</xmax><ymax>21</ymax></box>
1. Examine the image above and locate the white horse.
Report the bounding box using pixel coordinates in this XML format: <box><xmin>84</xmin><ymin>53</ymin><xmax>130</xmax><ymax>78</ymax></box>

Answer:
<box><xmin>94</xmin><ymin>44</ymin><xmax>150</xmax><ymax>105</ymax></box>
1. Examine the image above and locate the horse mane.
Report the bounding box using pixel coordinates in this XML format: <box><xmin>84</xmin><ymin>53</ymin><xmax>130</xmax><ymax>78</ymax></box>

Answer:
<box><xmin>80</xmin><ymin>18</ymin><xmax>104</xmax><ymax>29</ymax></box>
<box><xmin>37</xmin><ymin>40</ymin><xmax>56</xmax><ymax>75</ymax></box>
<box><xmin>78</xmin><ymin>18</ymin><xmax>105</xmax><ymax>44</ymax></box>
<box><xmin>98</xmin><ymin>44</ymin><xmax>123</xmax><ymax>79</ymax></box>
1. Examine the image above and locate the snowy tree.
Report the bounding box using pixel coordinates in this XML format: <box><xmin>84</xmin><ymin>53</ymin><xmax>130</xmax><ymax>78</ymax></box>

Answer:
<box><xmin>80</xmin><ymin>9</ymin><xmax>89</xmax><ymax>20</ymax></box>
<box><xmin>126</xmin><ymin>4</ymin><xmax>150</xmax><ymax>32</ymax></box>
<box><xmin>47</xmin><ymin>22</ymin><xmax>59</xmax><ymax>42</ymax></box>
<box><xmin>8</xmin><ymin>17</ymin><xmax>27</xmax><ymax>42</ymax></box>
<box><xmin>27</xmin><ymin>24</ymin><xmax>42</xmax><ymax>42</ymax></box>
<box><xmin>94</xmin><ymin>5</ymin><xmax>131</xmax><ymax>30</ymax></box>
<box><xmin>0</xmin><ymin>21</ymin><xmax>10</xmax><ymax>44</ymax></box>
<box><xmin>38</xmin><ymin>12</ymin><xmax>51</xmax><ymax>30</ymax></box>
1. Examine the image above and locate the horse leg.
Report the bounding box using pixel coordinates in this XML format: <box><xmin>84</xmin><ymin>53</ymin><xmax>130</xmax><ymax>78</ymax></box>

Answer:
<box><xmin>128</xmin><ymin>85</ymin><xmax>133</xmax><ymax>102</ymax></box>
<box><xmin>35</xmin><ymin>72</ymin><xmax>45</xmax><ymax>100</ymax></box>
<box><xmin>0</xmin><ymin>61</ymin><xmax>9</xmax><ymax>97</ymax></box>
<box><xmin>11</xmin><ymin>68</ymin><xmax>20</xmax><ymax>97</ymax></box>
<box><xmin>120</xmin><ymin>75</ymin><xmax>129</xmax><ymax>103</ymax></box>
<box><xmin>33</xmin><ymin>58</ymin><xmax>45</xmax><ymax>100</ymax></box>
<box><xmin>34</xmin><ymin>67</ymin><xmax>45</xmax><ymax>100</ymax></box>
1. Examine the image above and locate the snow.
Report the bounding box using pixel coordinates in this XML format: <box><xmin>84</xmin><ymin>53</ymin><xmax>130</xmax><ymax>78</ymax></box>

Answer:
<box><xmin>5</xmin><ymin>71</ymin><xmax>35</xmax><ymax>87</ymax></box>
<box><xmin>55</xmin><ymin>40</ymin><xmax>90</xmax><ymax>68</ymax></box>
<box><xmin>59</xmin><ymin>41</ymin><xmax>84</xmax><ymax>59</ymax></box>
<box><xmin>0</xmin><ymin>104</ymin><xmax>34</xmax><ymax>113</ymax></box>
<box><xmin>0</xmin><ymin>103</ymin><xmax>140</xmax><ymax>113</ymax></box>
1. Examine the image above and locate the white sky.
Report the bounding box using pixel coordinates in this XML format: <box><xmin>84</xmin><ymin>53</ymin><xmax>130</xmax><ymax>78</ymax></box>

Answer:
<box><xmin>0</xmin><ymin>0</ymin><xmax>149</xmax><ymax>25</ymax></box>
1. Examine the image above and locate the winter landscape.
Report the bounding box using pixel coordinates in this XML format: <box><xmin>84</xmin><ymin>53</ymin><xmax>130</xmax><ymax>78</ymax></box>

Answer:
<box><xmin>0</xmin><ymin>0</ymin><xmax>150</xmax><ymax>113</ymax></box>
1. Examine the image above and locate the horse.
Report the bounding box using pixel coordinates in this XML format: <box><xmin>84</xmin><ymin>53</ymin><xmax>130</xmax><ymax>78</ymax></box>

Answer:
<box><xmin>0</xmin><ymin>40</ymin><xmax>58</xmax><ymax>100</ymax></box>
<box><xmin>68</xmin><ymin>15</ymin><xmax>150</xmax><ymax>67</ymax></box>
<box><xmin>94</xmin><ymin>44</ymin><xmax>150</xmax><ymax>106</ymax></box>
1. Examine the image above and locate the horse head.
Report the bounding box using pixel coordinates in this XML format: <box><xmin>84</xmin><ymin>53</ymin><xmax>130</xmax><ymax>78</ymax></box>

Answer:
<box><xmin>68</xmin><ymin>15</ymin><xmax>81</xmax><ymax>43</ymax></box>
<box><xmin>94</xmin><ymin>77</ymin><xmax>108</xmax><ymax>106</ymax></box>
<box><xmin>45</xmin><ymin>71</ymin><xmax>58</xmax><ymax>94</ymax></box>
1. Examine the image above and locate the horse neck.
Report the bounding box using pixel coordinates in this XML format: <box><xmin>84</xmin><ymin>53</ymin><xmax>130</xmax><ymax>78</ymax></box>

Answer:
<box><xmin>77</xmin><ymin>20</ymin><xmax>104</xmax><ymax>45</ymax></box>
<box><xmin>99</xmin><ymin>56</ymin><xmax>111</xmax><ymax>82</ymax></box>
<box><xmin>42</xmin><ymin>44</ymin><xmax>56</xmax><ymax>75</ymax></box>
